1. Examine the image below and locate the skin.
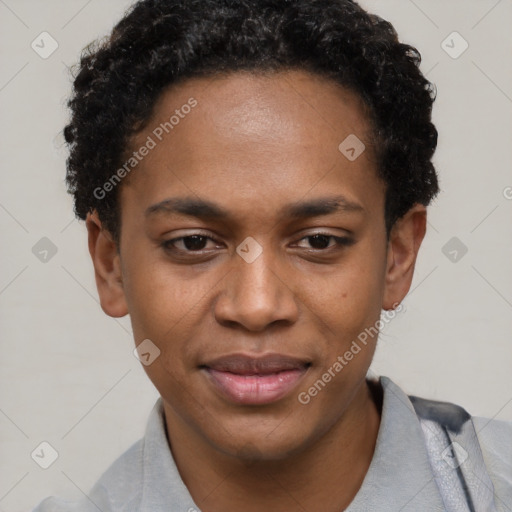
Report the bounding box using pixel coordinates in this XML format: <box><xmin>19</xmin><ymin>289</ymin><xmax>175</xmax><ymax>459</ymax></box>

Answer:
<box><xmin>86</xmin><ymin>70</ymin><xmax>427</xmax><ymax>512</ymax></box>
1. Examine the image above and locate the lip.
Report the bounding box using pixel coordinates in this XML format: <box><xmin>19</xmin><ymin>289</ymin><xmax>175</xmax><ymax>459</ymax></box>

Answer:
<box><xmin>200</xmin><ymin>353</ymin><xmax>311</xmax><ymax>405</ymax></box>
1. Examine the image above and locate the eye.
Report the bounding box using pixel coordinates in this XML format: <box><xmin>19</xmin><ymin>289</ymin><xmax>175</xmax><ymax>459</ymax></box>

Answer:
<box><xmin>294</xmin><ymin>233</ymin><xmax>354</xmax><ymax>250</ymax></box>
<box><xmin>162</xmin><ymin>234</ymin><xmax>221</xmax><ymax>253</ymax></box>
<box><xmin>161</xmin><ymin>232</ymin><xmax>354</xmax><ymax>259</ymax></box>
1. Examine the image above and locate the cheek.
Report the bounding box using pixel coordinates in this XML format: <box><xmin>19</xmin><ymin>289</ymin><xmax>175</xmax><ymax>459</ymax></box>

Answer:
<box><xmin>124</xmin><ymin>264</ymin><xmax>204</xmax><ymax>397</ymax></box>
<box><xmin>301</xmin><ymin>245</ymin><xmax>386</xmax><ymax>339</ymax></box>
<box><xmin>122</xmin><ymin>242</ymin><xmax>200</xmax><ymax>327</ymax></box>
<box><xmin>295</xmin><ymin>250</ymin><xmax>386</xmax><ymax>417</ymax></box>
<box><xmin>122</xmin><ymin>248</ymin><xmax>223</xmax><ymax>374</ymax></box>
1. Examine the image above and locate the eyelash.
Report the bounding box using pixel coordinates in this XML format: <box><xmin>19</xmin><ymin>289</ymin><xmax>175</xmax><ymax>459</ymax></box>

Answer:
<box><xmin>161</xmin><ymin>232</ymin><xmax>354</xmax><ymax>256</ymax></box>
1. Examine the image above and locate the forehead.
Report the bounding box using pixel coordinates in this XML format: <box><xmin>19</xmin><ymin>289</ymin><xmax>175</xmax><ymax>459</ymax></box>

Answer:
<box><xmin>145</xmin><ymin>69</ymin><xmax>372</xmax><ymax>144</ymax></box>
<box><xmin>121</xmin><ymin>69</ymin><xmax>383</xmax><ymax>223</ymax></box>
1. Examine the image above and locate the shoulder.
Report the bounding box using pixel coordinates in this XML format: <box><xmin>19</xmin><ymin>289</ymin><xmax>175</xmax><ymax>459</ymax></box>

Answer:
<box><xmin>408</xmin><ymin>389</ymin><xmax>512</xmax><ymax>510</ymax></box>
<box><xmin>472</xmin><ymin>415</ymin><xmax>512</xmax><ymax>456</ymax></box>
<box><xmin>380</xmin><ymin>377</ymin><xmax>512</xmax><ymax>509</ymax></box>
<box><xmin>472</xmin><ymin>415</ymin><xmax>512</xmax><ymax>449</ymax></box>
<box><xmin>472</xmin><ymin>416</ymin><xmax>512</xmax><ymax>502</ymax></box>
<box><xmin>407</xmin><ymin>390</ymin><xmax>512</xmax><ymax>469</ymax></box>
<box><xmin>32</xmin><ymin>439</ymin><xmax>145</xmax><ymax>512</ymax></box>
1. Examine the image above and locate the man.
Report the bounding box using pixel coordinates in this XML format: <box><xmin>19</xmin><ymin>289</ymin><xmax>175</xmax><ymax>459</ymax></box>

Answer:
<box><xmin>33</xmin><ymin>0</ymin><xmax>512</xmax><ymax>510</ymax></box>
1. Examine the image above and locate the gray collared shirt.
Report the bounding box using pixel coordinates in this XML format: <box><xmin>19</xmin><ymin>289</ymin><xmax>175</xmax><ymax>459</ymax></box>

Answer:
<box><xmin>32</xmin><ymin>377</ymin><xmax>512</xmax><ymax>511</ymax></box>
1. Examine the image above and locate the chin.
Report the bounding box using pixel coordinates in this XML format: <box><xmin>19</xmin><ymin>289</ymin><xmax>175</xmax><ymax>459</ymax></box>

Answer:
<box><xmin>209</xmin><ymin>427</ymin><xmax>314</xmax><ymax>462</ymax></box>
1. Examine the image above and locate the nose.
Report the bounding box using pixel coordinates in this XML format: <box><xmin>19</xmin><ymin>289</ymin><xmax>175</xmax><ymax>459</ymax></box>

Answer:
<box><xmin>213</xmin><ymin>244</ymin><xmax>299</xmax><ymax>332</ymax></box>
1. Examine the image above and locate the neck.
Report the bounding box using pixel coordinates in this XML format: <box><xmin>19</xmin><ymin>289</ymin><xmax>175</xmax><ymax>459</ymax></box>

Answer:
<box><xmin>164</xmin><ymin>378</ymin><xmax>382</xmax><ymax>512</ymax></box>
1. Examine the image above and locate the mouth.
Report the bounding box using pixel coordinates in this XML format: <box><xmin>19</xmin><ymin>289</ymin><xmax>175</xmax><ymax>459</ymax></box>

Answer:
<box><xmin>200</xmin><ymin>353</ymin><xmax>311</xmax><ymax>405</ymax></box>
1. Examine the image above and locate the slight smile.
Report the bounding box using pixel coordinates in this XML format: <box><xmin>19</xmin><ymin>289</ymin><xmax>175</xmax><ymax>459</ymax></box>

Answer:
<box><xmin>201</xmin><ymin>353</ymin><xmax>312</xmax><ymax>405</ymax></box>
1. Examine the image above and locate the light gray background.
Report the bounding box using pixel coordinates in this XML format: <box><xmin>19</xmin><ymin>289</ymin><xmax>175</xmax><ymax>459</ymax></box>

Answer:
<box><xmin>1</xmin><ymin>1</ymin><xmax>511</xmax><ymax>510</ymax></box>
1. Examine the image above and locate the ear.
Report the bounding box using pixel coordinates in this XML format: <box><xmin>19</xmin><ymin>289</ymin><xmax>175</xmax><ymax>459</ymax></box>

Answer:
<box><xmin>85</xmin><ymin>211</ymin><xmax>128</xmax><ymax>318</ymax></box>
<box><xmin>382</xmin><ymin>204</ymin><xmax>427</xmax><ymax>310</ymax></box>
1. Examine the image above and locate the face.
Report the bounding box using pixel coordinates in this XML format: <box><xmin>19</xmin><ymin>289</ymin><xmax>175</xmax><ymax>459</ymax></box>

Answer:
<box><xmin>87</xmin><ymin>70</ymin><xmax>425</xmax><ymax>461</ymax></box>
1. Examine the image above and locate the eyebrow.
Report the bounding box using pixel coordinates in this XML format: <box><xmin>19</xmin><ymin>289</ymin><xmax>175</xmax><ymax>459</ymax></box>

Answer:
<box><xmin>144</xmin><ymin>195</ymin><xmax>364</xmax><ymax>221</ymax></box>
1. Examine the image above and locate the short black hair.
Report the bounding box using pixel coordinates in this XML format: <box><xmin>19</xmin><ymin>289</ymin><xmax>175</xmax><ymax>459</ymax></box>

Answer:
<box><xmin>64</xmin><ymin>0</ymin><xmax>439</xmax><ymax>244</ymax></box>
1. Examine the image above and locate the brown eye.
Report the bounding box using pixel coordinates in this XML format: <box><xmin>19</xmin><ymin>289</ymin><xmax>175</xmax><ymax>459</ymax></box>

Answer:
<box><xmin>180</xmin><ymin>235</ymin><xmax>208</xmax><ymax>251</ymax></box>
<box><xmin>295</xmin><ymin>233</ymin><xmax>354</xmax><ymax>250</ymax></box>
<box><xmin>306</xmin><ymin>234</ymin><xmax>332</xmax><ymax>249</ymax></box>
<box><xmin>162</xmin><ymin>234</ymin><xmax>220</xmax><ymax>253</ymax></box>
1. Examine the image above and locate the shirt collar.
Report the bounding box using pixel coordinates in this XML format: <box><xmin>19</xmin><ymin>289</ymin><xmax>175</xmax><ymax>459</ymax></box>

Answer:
<box><xmin>345</xmin><ymin>376</ymin><xmax>445</xmax><ymax>511</ymax></box>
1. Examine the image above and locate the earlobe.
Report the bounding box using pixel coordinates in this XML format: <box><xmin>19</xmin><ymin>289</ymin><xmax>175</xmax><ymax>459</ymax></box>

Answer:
<box><xmin>85</xmin><ymin>211</ymin><xmax>129</xmax><ymax>318</ymax></box>
<box><xmin>382</xmin><ymin>204</ymin><xmax>427</xmax><ymax>310</ymax></box>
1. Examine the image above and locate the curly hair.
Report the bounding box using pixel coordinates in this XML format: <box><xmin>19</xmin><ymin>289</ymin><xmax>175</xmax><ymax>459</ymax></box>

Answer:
<box><xmin>64</xmin><ymin>0</ymin><xmax>439</xmax><ymax>244</ymax></box>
